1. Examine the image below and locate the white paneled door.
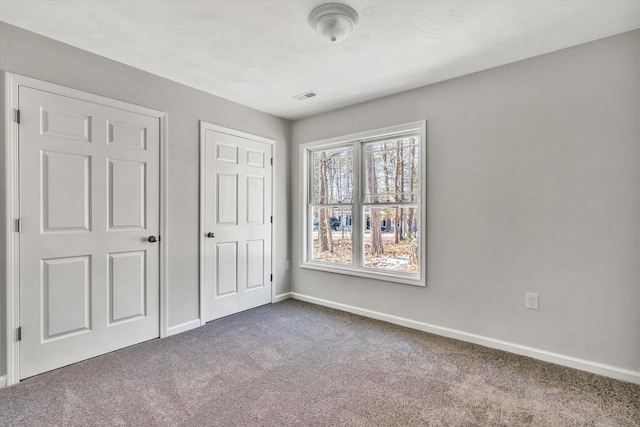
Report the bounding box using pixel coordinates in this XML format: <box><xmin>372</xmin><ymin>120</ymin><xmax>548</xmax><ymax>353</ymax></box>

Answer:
<box><xmin>18</xmin><ymin>87</ymin><xmax>160</xmax><ymax>379</ymax></box>
<box><xmin>202</xmin><ymin>124</ymin><xmax>272</xmax><ymax>322</ymax></box>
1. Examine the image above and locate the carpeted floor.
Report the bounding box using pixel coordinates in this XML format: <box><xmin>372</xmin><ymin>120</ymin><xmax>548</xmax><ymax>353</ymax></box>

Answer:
<box><xmin>1</xmin><ymin>299</ymin><xmax>638</xmax><ymax>426</ymax></box>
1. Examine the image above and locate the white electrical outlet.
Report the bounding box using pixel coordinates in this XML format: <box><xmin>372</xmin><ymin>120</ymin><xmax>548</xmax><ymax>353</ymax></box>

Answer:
<box><xmin>526</xmin><ymin>293</ymin><xmax>539</xmax><ymax>310</ymax></box>
<box><xmin>286</xmin><ymin>260</ymin><xmax>291</xmax><ymax>270</ymax></box>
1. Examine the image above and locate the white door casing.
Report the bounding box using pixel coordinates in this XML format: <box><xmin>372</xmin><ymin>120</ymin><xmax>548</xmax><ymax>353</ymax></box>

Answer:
<box><xmin>4</xmin><ymin>74</ymin><xmax>167</xmax><ymax>383</ymax></box>
<box><xmin>200</xmin><ymin>123</ymin><xmax>273</xmax><ymax>322</ymax></box>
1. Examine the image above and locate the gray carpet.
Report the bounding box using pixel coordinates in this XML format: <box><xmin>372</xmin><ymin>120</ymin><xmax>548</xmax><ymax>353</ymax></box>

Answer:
<box><xmin>1</xmin><ymin>299</ymin><xmax>638</xmax><ymax>426</ymax></box>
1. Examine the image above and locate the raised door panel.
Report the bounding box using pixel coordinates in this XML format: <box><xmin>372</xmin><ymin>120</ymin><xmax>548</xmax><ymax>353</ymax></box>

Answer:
<box><xmin>246</xmin><ymin>176</ymin><xmax>264</xmax><ymax>225</ymax></box>
<box><xmin>42</xmin><ymin>256</ymin><xmax>91</xmax><ymax>340</ymax></box>
<box><xmin>217</xmin><ymin>173</ymin><xmax>238</xmax><ymax>225</ymax></box>
<box><xmin>107</xmin><ymin>120</ymin><xmax>146</xmax><ymax>150</ymax></box>
<box><xmin>108</xmin><ymin>251</ymin><xmax>146</xmax><ymax>324</ymax></box>
<box><xmin>108</xmin><ymin>159</ymin><xmax>146</xmax><ymax>230</ymax></box>
<box><xmin>42</xmin><ymin>151</ymin><xmax>91</xmax><ymax>233</ymax></box>
<box><xmin>216</xmin><ymin>242</ymin><xmax>238</xmax><ymax>297</ymax></box>
<box><xmin>40</xmin><ymin>108</ymin><xmax>92</xmax><ymax>142</ymax></box>
<box><xmin>216</xmin><ymin>142</ymin><xmax>238</xmax><ymax>164</ymax></box>
<box><xmin>245</xmin><ymin>148</ymin><xmax>265</xmax><ymax>168</ymax></box>
<box><xmin>246</xmin><ymin>240</ymin><xmax>264</xmax><ymax>290</ymax></box>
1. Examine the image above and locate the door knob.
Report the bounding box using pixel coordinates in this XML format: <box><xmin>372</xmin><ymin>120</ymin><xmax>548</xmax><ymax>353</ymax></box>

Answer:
<box><xmin>207</xmin><ymin>232</ymin><xmax>215</xmax><ymax>239</ymax></box>
<box><xmin>148</xmin><ymin>236</ymin><xmax>158</xmax><ymax>243</ymax></box>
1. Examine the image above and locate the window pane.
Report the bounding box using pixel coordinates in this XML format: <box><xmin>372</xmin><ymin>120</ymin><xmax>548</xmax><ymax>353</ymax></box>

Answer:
<box><xmin>311</xmin><ymin>206</ymin><xmax>352</xmax><ymax>265</ymax></box>
<box><xmin>312</xmin><ymin>147</ymin><xmax>353</xmax><ymax>204</ymax></box>
<box><xmin>364</xmin><ymin>136</ymin><xmax>419</xmax><ymax>203</ymax></box>
<box><xmin>363</xmin><ymin>206</ymin><xmax>419</xmax><ymax>273</ymax></box>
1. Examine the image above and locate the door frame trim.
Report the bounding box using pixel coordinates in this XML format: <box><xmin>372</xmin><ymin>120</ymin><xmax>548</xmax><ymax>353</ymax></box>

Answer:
<box><xmin>3</xmin><ymin>72</ymin><xmax>169</xmax><ymax>386</ymax></box>
<box><xmin>198</xmin><ymin>121</ymin><xmax>275</xmax><ymax>325</ymax></box>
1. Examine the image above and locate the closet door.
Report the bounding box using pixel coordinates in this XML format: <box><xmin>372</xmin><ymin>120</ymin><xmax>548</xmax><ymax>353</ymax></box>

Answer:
<box><xmin>201</xmin><ymin>123</ymin><xmax>273</xmax><ymax>321</ymax></box>
<box><xmin>19</xmin><ymin>86</ymin><xmax>161</xmax><ymax>379</ymax></box>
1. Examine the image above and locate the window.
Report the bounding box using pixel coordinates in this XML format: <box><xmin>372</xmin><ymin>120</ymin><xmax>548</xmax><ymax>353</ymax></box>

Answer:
<box><xmin>301</xmin><ymin>121</ymin><xmax>426</xmax><ymax>286</ymax></box>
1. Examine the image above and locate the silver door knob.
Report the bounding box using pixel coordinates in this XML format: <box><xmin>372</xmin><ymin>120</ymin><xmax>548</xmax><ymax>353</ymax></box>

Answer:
<box><xmin>148</xmin><ymin>236</ymin><xmax>158</xmax><ymax>243</ymax></box>
<box><xmin>207</xmin><ymin>232</ymin><xmax>215</xmax><ymax>239</ymax></box>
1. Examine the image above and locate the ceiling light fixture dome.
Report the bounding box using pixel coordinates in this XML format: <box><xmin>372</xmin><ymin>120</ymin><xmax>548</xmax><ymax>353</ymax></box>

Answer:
<box><xmin>308</xmin><ymin>3</ymin><xmax>359</xmax><ymax>43</ymax></box>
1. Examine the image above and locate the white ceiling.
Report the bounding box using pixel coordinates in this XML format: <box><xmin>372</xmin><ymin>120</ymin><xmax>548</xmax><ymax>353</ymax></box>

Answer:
<box><xmin>1</xmin><ymin>0</ymin><xmax>639</xmax><ymax>120</ymax></box>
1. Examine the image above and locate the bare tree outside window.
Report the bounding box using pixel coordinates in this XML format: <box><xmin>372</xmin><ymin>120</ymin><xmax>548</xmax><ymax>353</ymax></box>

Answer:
<box><xmin>366</xmin><ymin>144</ymin><xmax>384</xmax><ymax>257</ymax></box>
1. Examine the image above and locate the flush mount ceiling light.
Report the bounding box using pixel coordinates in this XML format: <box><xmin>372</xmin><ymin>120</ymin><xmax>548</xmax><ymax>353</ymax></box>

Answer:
<box><xmin>308</xmin><ymin>3</ymin><xmax>359</xmax><ymax>43</ymax></box>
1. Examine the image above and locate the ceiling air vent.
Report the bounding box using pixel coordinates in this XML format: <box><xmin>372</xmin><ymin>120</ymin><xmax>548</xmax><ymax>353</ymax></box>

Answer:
<box><xmin>293</xmin><ymin>91</ymin><xmax>318</xmax><ymax>101</ymax></box>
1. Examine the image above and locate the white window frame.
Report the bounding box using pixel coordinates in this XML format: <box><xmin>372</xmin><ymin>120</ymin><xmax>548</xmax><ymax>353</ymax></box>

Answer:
<box><xmin>300</xmin><ymin>121</ymin><xmax>426</xmax><ymax>286</ymax></box>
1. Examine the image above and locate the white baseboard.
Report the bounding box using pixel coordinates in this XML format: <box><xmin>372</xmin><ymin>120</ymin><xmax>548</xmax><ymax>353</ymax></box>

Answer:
<box><xmin>166</xmin><ymin>319</ymin><xmax>201</xmax><ymax>337</ymax></box>
<box><xmin>0</xmin><ymin>375</ymin><xmax>6</xmax><ymax>389</ymax></box>
<box><xmin>273</xmin><ymin>292</ymin><xmax>292</xmax><ymax>303</ymax></box>
<box><xmin>290</xmin><ymin>292</ymin><xmax>640</xmax><ymax>385</ymax></box>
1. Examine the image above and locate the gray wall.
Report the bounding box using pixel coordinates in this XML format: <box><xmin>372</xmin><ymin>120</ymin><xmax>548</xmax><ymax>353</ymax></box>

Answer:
<box><xmin>0</xmin><ymin>22</ymin><xmax>291</xmax><ymax>377</ymax></box>
<box><xmin>291</xmin><ymin>29</ymin><xmax>640</xmax><ymax>373</ymax></box>
<box><xmin>0</xmin><ymin>53</ymin><xmax>5</xmax><ymax>377</ymax></box>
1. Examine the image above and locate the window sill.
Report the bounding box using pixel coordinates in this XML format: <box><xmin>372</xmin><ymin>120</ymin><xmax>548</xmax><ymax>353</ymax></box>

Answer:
<box><xmin>300</xmin><ymin>261</ymin><xmax>425</xmax><ymax>287</ymax></box>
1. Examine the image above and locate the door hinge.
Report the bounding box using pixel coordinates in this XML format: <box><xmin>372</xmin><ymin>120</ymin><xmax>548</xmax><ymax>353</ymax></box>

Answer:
<box><xmin>15</xmin><ymin>109</ymin><xmax>21</xmax><ymax>124</ymax></box>
<box><xmin>15</xmin><ymin>218</ymin><xmax>22</xmax><ymax>232</ymax></box>
<box><xmin>270</xmin><ymin>158</ymin><xmax>273</xmax><ymax>166</ymax></box>
<box><xmin>17</xmin><ymin>327</ymin><xmax>22</xmax><ymax>341</ymax></box>
<box><xmin>270</xmin><ymin>274</ymin><xmax>273</xmax><ymax>282</ymax></box>
<box><xmin>270</xmin><ymin>216</ymin><xmax>273</xmax><ymax>223</ymax></box>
